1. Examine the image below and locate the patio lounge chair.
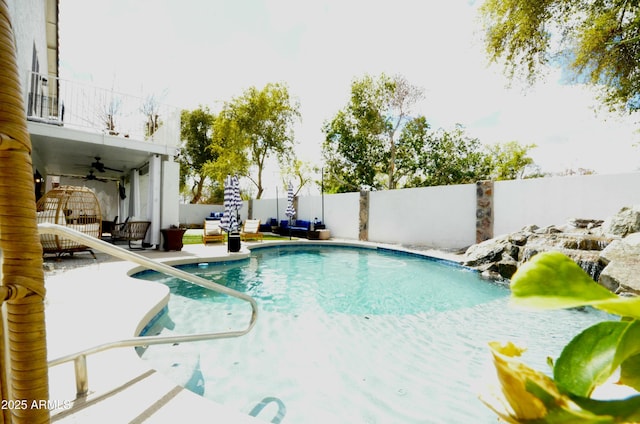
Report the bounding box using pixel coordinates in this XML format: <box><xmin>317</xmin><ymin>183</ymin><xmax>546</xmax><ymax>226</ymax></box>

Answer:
<box><xmin>241</xmin><ymin>219</ymin><xmax>263</xmax><ymax>242</ymax></box>
<box><xmin>203</xmin><ymin>219</ymin><xmax>225</xmax><ymax>244</ymax></box>
<box><xmin>111</xmin><ymin>218</ymin><xmax>151</xmax><ymax>249</ymax></box>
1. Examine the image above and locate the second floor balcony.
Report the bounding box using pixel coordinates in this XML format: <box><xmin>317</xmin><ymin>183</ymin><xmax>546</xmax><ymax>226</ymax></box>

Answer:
<box><xmin>25</xmin><ymin>71</ymin><xmax>180</xmax><ymax>149</ymax></box>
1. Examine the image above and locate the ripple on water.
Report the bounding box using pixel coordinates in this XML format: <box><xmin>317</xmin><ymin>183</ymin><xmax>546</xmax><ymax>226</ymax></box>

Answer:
<box><xmin>137</xmin><ymin>246</ymin><xmax>611</xmax><ymax>423</ymax></box>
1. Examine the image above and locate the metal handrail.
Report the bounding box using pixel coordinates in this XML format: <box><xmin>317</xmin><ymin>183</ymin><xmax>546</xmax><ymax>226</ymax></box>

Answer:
<box><xmin>39</xmin><ymin>223</ymin><xmax>259</xmax><ymax>396</ymax></box>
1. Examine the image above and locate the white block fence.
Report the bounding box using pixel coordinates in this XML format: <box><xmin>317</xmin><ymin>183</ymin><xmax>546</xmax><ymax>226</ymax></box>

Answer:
<box><xmin>180</xmin><ymin>172</ymin><xmax>640</xmax><ymax>249</ymax></box>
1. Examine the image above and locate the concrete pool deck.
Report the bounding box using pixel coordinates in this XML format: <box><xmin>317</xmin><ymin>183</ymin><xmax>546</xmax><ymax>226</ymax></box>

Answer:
<box><xmin>42</xmin><ymin>236</ymin><xmax>463</xmax><ymax>422</ymax></box>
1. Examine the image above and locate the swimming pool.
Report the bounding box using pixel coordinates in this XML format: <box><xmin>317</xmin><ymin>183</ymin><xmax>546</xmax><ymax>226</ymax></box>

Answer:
<box><xmin>135</xmin><ymin>244</ymin><xmax>609</xmax><ymax>423</ymax></box>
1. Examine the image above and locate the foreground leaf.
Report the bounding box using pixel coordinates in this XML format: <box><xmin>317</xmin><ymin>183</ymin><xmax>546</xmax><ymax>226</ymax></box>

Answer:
<box><xmin>569</xmin><ymin>394</ymin><xmax>640</xmax><ymax>423</ymax></box>
<box><xmin>554</xmin><ymin>322</ymin><xmax>628</xmax><ymax>396</ymax></box>
<box><xmin>510</xmin><ymin>252</ymin><xmax>640</xmax><ymax>318</ymax></box>
<box><xmin>620</xmin><ymin>354</ymin><xmax>640</xmax><ymax>391</ymax></box>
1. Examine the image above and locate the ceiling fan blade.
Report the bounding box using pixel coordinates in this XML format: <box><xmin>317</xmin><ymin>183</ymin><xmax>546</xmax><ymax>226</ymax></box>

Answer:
<box><xmin>90</xmin><ymin>156</ymin><xmax>123</xmax><ymax>173</ymax></box>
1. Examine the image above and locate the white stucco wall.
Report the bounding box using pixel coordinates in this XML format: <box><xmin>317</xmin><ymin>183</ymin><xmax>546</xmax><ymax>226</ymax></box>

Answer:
<box><xmin>369</xmin><ymin>184</ymin><xmax>477</xmax><ymax>248</ymax></box>
<box><xmin>319</xmin><ymin>192</ymin><xmax>360</xmax><ymax>240</ymax></box>
<box><xmin>180</xmin><ymin>172</ymin><xmax>640</xmax><ymax>249</ymax></box>
<box><xmin>178</xmin><ymin>203</ymin><xmax>225</xmax><ymax>226</ymax></box>
<box><xmin>8</xmin><ymin>0</ymin><xmax>48</xmax><ymax>91</ymax></box>
<box><xmin>493</xmin><ymin>172</ymin><xmax>640</xmax><ymax>237</ymax></box>
<box><xmin>297</xmin><ymin>195</ymin><xmax>325</xmax><ymax>224</ymax></box>
<box><xmin>251</xmin><ymin>198</ymin><xmax>279</xmax><ymax>224</ymax></box>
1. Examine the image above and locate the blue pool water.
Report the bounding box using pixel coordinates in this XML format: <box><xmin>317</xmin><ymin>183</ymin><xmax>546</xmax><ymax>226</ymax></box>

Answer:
<box><xmin>135</xmin><ymin>245</ymin><xmax>610</xmax><ymax>423</ymax></box>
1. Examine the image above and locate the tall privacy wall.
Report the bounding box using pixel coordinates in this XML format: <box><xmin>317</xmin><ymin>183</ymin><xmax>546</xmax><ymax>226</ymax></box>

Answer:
<box><xmin>180</xmin><ymin>172</ymin><xmax>640</xmax><ymax>249</ymax></box>
<box><xmin>492</xmin><ymin>173</ymin><xmax>640</xmax><ymax>237</ymax></box>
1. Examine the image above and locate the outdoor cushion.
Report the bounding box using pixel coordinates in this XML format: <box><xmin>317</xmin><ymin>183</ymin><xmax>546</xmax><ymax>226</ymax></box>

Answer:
<box><xmin>243</xmin><ymin>219</ymin><xmax>260</xmax><ymax>233</ymax></box>
<box><xmin>241</xmin><ymin>219</ymin><xmax>263</xmax><ymax>242</ymax></box>
<box><xmin>205</xmin><ymin>221</ymin><xmax>222</xmax><ymax>235</ymax></box>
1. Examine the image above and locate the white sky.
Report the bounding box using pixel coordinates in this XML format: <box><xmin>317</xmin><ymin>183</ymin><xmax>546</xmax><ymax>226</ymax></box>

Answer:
<box><xmin>59</xmin><ymin>0</ymin><xmax>640</xmax><ymax>197</ymax></box>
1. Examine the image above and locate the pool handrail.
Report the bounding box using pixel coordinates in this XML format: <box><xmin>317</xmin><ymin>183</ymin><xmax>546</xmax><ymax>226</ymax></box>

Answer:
<box><xmin>38</xmin><ymin>223</ymin><xmax>259</xmax><ymax>397</ymax></box>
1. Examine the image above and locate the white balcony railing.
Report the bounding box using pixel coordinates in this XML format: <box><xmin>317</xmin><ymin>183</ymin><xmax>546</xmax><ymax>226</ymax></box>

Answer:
<box><xmin>25</xmin><ymin>71</ymin><xmax>180</xmax><ymax>149</ymax></box>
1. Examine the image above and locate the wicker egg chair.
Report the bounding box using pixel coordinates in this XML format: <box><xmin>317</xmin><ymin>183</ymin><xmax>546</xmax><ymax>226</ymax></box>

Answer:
<box><xmin>36</xmin><ymin>186</ymin><xmax>102</xmax><ymax>258</ymax></box>
<box><xmin>0</xmin><ymin>0</ymin><xmax>50</xmax><ymax>422</ymax></box>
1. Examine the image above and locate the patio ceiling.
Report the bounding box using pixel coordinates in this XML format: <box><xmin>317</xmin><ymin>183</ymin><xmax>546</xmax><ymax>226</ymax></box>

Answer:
<box><xmin>28</xmin><ymin>121</ymin><xmax>175</xmax><ymax>180</ymax></box>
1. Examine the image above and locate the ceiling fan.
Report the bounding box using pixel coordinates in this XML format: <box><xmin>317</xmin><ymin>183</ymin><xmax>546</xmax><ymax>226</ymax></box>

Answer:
<box><xmin>84</xmin><ymin>169</ymin><xmax>109</xmax><ymax>182</ymax></box>
<box><xmin>91</xmin><ymin>156</ymin><xmax>123</xmax><ymax>173</ymax></box>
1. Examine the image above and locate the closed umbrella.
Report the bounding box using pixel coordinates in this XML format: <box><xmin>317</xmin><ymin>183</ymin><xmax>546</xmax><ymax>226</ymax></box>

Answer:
<box><xmin>220</xmin><ymin>176</ymin><xmax>237</xmax><ymax>230</ymax></box>
<box><xmin>232</xmin><ymin>174</ymin><xmax>242</xmax><ymax>226</ymax></box>
<box><xmin>285</xmin><ymin>182</ymin><xmax>296</xmax><ymax>239</ymax></box>
<box><xmin>220</xmin><ymin>175</ymin><xmax>238</xmax><ymax>251</ymax></box>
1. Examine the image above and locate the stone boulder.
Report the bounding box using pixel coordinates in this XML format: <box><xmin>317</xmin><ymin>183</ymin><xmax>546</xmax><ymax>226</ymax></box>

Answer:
<box><xmin>599</xmin><ymin>232</ymin><xmax>640</xmax><ymax>295</ymax></box>
<box><xmin>601</xmin><ymin>206</ymin><xmax>640</xmax><ymax>237</ymax></box>
<box><xmin>463</xmin><ymin>236</ymin><xmax>510</xmax><ymax>268</ymax></box>
<box><xmin>462</xmin><ymin>206</ymin><xmax>640</xmax><ymax>295</ymax></box>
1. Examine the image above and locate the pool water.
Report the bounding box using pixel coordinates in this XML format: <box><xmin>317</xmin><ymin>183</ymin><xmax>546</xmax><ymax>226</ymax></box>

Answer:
<box><xmin>135</xmin><ymin>245</ymin><xmax>610</xmax><ymax>423</ymax></box>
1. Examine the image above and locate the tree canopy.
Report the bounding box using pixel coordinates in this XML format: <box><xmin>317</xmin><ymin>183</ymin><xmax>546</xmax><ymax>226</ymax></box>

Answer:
<box><xmin>322</xmin><ymin>73</ymin><xmax>538</xmax><ymax>192</ymax></box>
<box><xmin>322</xmin><ymin>73</ymin><xmax>425</xmax><ymax>191</ymax></box>
<box><xmin>178</xmin><ymin>107</ymin><xmax>216</xmax><ymax>203</ymax></box>
<box><xmin>480</xmin><ymin>0</ymin><xmax>640</xmax><ymax>112</ymax></box>
<box><xmin>179</xmin><ymin>106</ymin><xmax>248</xmax><ymax>203</ymax></box>
<box><xmin>487</xmin><ymin>140</ymin><xmax>538</xmax><ymax>180</ymax></box>
<box><xmin>213</xmin><ymin>82</ymin><xmax>300</xmax><ymax>199</ymax></box>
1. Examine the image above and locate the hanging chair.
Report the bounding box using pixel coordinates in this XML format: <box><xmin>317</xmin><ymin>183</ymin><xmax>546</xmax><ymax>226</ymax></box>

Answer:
<box><xmin>0</xmin><ymin>0</ymin><xmax>51</xmax><ymax>422</ymax></box>
<box><xmin>36</xmin><ymin>186</ymin><xmax>102</xmax><ymax>258</ymax></box>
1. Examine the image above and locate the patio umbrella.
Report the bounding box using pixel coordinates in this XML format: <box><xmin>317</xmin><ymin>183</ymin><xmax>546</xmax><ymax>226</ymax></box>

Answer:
<box><xmin>0</xmin><ymin>1</ymin><xmax>50</xmax><ymax>422</ymax></box>
<box><xmin>220</xmin><ymin>175</ymin><xmax>238</xmax><ymax>233</ymax></box>
<box><xmin>285</xmin><ymin>182</ymin><xmax>296</xmax><ymax>239</ymax></box>
<box><xmin>220</xmin><ymin>175</ymin><xmax>239</xmax><ymax>251</ymax></box>
<box><xmin>232</xmin><ymin>175</ymin><xmax>242</xmax><ymax>226</ymax></box>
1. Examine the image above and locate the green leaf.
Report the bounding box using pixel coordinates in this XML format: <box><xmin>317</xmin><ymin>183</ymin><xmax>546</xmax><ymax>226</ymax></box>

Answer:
<box><xmin>511</xmin><ymin>252</ymin><xmax>616</xmax><ymax>307</ymax></box>
<box><xmin>554</xmin><ymin>322</ymin><xmax>626</xmax><ymax>396</ymax></box>
<box><xmin>620</xmin><ymin>354</ymin><xmax>640</xmax><ymax>391</ymax></box>
<box><xmin>525</xmin><ymin>380</ymin><xmax>615</xmax><ymax>423</ymax></box>
<box><xmin>569</xmin><ymin>393</ymin><xmax>640</xmax><ymax>423</ymax></box>
<box><xmin>554</xmin><ymin>320</ymin><xmax>640</xmax><ymax>397</ymax></box>
<box><xmin>616</xmin><ymin>321</ymin><xmax>640</xmax><ymax>392</ymax></box>
<box><xmin>510</xmin><ymin>252</ymin><xmax>640</xmax><ymax>318</ymax></box>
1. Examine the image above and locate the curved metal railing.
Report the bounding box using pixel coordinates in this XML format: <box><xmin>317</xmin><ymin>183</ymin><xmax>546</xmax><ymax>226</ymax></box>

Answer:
<box><xmin>39</xmin><ymin>223</ymin><xmax>258</xmax><ymax>396</ymax></box>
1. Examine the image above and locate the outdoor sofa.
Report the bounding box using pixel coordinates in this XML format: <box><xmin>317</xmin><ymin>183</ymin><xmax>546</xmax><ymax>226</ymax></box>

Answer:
<box><xmin>279</xmin><ymin>219</ymin><xmax>313</xmax><ymax>238</ymax></box>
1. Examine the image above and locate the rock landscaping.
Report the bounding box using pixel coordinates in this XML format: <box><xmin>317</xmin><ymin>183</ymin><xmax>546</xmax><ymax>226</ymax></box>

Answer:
<box><xmin>462</xmin><ymin>205</ymin><xmax>640</xmax><ymax>296</ymax></box>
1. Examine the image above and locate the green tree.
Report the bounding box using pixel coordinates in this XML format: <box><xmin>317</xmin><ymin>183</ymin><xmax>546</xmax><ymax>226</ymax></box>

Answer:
<box><xmin>215</xmin><ymin>82</ymin><xmax>300</xmax><ymax>199</ymax></box>
<box><xmin>205</xmin><ymin>111</ymin><xmax>251</xmax><ymax>185</ymax></box>
<box><xmin>280</xmin><ymin>159</ymin><xmax>318</xmax><ymax>196</ymax></box>
<box><xmin>416</xmin><ymin>124</ymin><xmax>493</xmax><ymax>186</ymax></box>
<box><xmin>480</xmin><ymin>0</ymin><xmax>640</xmax><ymax>111</ymax></box>
<box><xmin>179</xmin><ymin>107</ymin><xmax>215</xmax><ymax>203</ymax></box>
<box><xmin>322</xmin><ymin>73</ymin><xmax>425</xmax><ymax>192</ymax></box>
<box><xmin>487</xmin><ymin>141</ymin><xmax>537</xmax><ymax>180</ymax></box>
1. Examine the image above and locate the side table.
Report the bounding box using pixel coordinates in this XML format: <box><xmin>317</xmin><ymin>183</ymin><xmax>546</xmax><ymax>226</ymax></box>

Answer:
<box><xmin>161</xmin><ymin>228</ymin><xmax>186</xmax><ymax>251</ymax></box>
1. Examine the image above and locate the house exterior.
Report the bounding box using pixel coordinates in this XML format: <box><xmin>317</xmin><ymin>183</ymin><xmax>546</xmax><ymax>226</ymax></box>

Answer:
<box><xmin>9</xmin><ymin>0</ymin><xmax>181</xmax><ymax>248</ymax></box>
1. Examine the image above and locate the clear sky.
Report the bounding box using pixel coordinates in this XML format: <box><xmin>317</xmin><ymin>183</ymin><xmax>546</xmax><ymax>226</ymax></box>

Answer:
<box><xmin>59</xmin><ymin>0</ymin><xmax>640</xmax><ymax>196</ymax></box>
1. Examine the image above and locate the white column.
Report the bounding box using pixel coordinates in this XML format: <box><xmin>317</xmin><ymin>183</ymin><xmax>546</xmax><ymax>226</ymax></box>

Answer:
<box><xmin>161</xmin><ymin>160</ymin><xmax>180</xmax><ymax>230</ymax></box>
<box><xmin>147</xmin><ymin>154</ymin><xmax>162</xmax><ymax>247</ymax></box>
<box><xmin>128</xmin><ymin>169</ymin><xmax>140</xmax><ymax>218</ymax></box>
